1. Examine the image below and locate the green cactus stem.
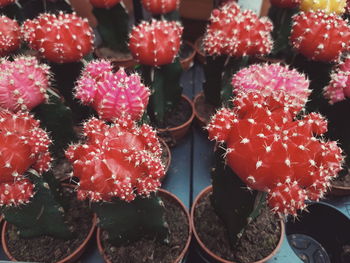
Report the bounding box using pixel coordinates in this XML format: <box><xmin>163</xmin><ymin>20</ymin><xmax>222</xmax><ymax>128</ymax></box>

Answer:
<box><xmin>92</xmin><ymin>193</ymin><xmax>169</xmax><ymax>246</ymax></box>
<box><xmin>1</xmin><ymin>170</ymin><xmax>72</xmax><ymax>239</ymax></box>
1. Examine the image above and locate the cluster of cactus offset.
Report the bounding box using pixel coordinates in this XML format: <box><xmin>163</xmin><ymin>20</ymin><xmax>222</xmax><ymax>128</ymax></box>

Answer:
<box><xmin>207</xmin><ymin>91</ymin><xmax>343</xmax><ymax>216</ymax></box>
<box><xmin>0</xmin><ymin>15</ymin><xmax>20</xmax><ymax>56</ymax></box>
<box><xmin>129</xmin><ymin>19</ymin><xmax>183</xmax><ymax>66</ymax></box>
<box><xmin>89</xmin><ymin>0</ymin><xmax>121</xmax><ymax>8</ymax></box>
<box><xmin>300</xmin><ymin>0</ymin><xmax>346</xmax><ymax>14</ymax></box>
<box><xmin>65</xmin><ymin>116</ymin><xmax>165</xmax><ymax>202</ymax></box>
<box><xmin>270</xmin><ymin>0</ymin><xmax>301</xmax><ymax>8</ymax></box>
<box><xmin>324</xmin><ymin>55</ymin><xmax>350</xmax><ymax>104</ymax></box>
<box><xmin>0</xmin><ymin>110</ymin><xmax>52</xmax><ymax>206</ymax></box>
<box><xmin>203</xmin><ymin>1</ymin><xmax>273</xmax><ymax>57</ymax></box>
<box><xmin>231</xmin><ymin>63</ymin><xmax>311</xmax><ymax>106</ymax></box>
<box><xmin>22</xmin><ymin>12</ymin><xmax>94</xmax><ymax>63</ymax></box>
<box><xmin>141</xmin><ymin>0</ymin><xmax>180</xmax><ymax>15</ymax></box>
<box><xmin>0</xmin><ymin>56</ymin><xmax>50</xmax><ymax>112</ymax></box>
<box><xmin>290</xmin><ymin>10</ymin><xmax>350</xmax><ymax>62</ymax></box>
<box><xmin>75</xmin><ymin>60</ymin><xmax>150</xmax><ymax>121</ymax></box>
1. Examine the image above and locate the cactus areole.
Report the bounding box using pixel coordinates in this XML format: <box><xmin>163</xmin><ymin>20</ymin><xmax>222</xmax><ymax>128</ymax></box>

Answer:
<box><xmin>290</xmin><ymin>11</ymin><xmax>350</xmax><ymax>62</ymax></box>
<box><xmin>141</xmin><ymin>0</ymin><xmax>180</xmax><ymax>15</ymax></box>
<box><xmin>66</xmin><ymin>117</ymin><xmax>165</xmax><ymax>202</ymax></box>
<box><xmin>129</xmin><ymin>19</ymin><xmax>183</xmax><ymax>66</ymax></box>
<box><xmin>0</xmin><ymin>15</ymin><xmax>20</xmax><ymax>56</ymax></box>
<box><xmin>22</xmin><ymin>12</ymin><xmax>94</xmax><ymax>63</ymax></box>
<box><xmin>0</xmin><ymin>56</ymin><xmax>50</xmax><ymax>112</ymax></box>
<box><xmin>207</xmin><ymin>91</ymin><xmax>343</xmax><ymax>216</ymax></box>
<box><xmin>270</xmin><ymin>0</ymin><xmax>301</xmax><ymax>8</ymax></box>
<box><xmin>0</xmin><ymin>110</ymin><xmax>52</xmax><ymax>206</ymax></box>
<box><xmin>89</xmin><ymin>0</ymin><xmax>121</xmax><ymax>8</ymax></box>
<box><xmin>76</xmin><ymin>60</ymin><xmax>150</xmax><ymax>121</ymax></box>
<box><xmin>203</xmin><ymin>1</ymin><xmax>273</xmax><ymax>57</ymax></box>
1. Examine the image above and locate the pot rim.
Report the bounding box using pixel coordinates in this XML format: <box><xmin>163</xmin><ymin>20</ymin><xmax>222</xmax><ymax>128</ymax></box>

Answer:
<box><xmin>158</xmin><ymin>137</ymin><xmax>172</xmax><ymax>174</ymax></box>
<box><xmin>1</xmin><ymin>185</ymin><xmax>97</xmax><ymax>263</ymax></box>
<box><xmin>193</xmin><ymin>91</ymin><xmax>217</xmax><ymax>128</ymax></box>
<box><xmin>194</xmin><ymin>36</ymin><xmax>205</xmax><ymax>58</ymax></box>
<box><xmin>94</xmin><ymin>47</ymin><xmax>135</xmax><ymax>63</ymax></box>
<box><xmin>180</xmin><ymin>41</ymin><xmax>196</xmax><ymax>70</ymax></box>
<box><xmin>191</xmin><ymin>185</ymin><xmax>285</xmax><ymax>263</ymax></box>
<box><xmin>96</xmin><ymin>188</ymin><xmax>192</xmax><ymax>263</ymax></box>
<box><xmin>157</xmin><ymin>94</ymin><xmax>195</xmax><ymax>133</ymax></box>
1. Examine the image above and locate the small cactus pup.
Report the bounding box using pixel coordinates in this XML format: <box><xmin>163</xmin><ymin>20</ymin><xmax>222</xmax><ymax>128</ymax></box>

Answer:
<box><xmin>204</xmin><ymin>90</ymin><xmax>343</xmax><ymax>257</ymax></box>
<box><xmin>65</xmin><ymin>117</ymin><xmax>171</xmax><ymax>249</ymax></box>
<box><xmin>300</xmin><ymin>0</ymin><xmax>346</xmax><ymax>14</ymax></box>
<box><xmin>129</xmin><ymin>19</ymin><xmax>185</xmax><ymax>128</ymax></box>
<box><xmin>0</xmin><ymin>15</ymin><xmax>20</xmax><ymax>56</ymax></box>
<box><xmin>201</xmin><ymin>1</ymin><xmax>273</xmax><ymax>110</ymax></box>
<box><xmin>75</xmin><ymin>60</ymin><xmax>150</xmax><ymax>121</ymax></box>
<box><xmin>268</xmin><ymin>0</ymin><xmax>300</xmax><ymax>59</ymax></box>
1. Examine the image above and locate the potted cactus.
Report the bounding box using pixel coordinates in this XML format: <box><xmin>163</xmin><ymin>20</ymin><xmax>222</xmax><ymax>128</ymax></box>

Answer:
<box><xmin>65</xmin><ymin>116</ymin><xmax>191</xmax><ymax>263</ymax></box>
<box><xmin>193</xmin><ymin>1</ymin><xmax>274</xmax><ymax>127</ymax></box>
<box><xmin>0</xmin><ymin>110</ymin><xmax>96</xmax><ymax>263</ymax></box>
<box><xmin>0</xmin><ymin>15</ymin><xmax>20</xmax><ymax>56</ymax></box>
<box><xmin>191</xmin><ymin>73</ymin><xmax>344</xmax><ymax>262</ymax></box>
<box><xmin>129</xmin><ymin>19</ymin><xmax>194</xmax><ymax>144</ymax></box>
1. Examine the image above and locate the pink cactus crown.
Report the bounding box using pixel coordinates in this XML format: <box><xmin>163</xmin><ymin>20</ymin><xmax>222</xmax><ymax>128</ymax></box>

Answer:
<box><xmin>21</xmin><ymin>12</ymin><xmax>94</xmax><ymax>63</ymax></box>
<box><xmin>207</xmin><ymin>91</ymin><xmax>343</xmax><ymax>216</ymax></box>
<box><xmin>65</xmin><ymin>116</ymin><xmax>165</xmax><ymax>202</ymax></box>
<box><xmin>129</xmin><ymin>19</ymin><xmax>183</xmax><ymax>66</ymax></box>
<box><xmin>0</xmin><ymin>56</ymin><xmax>50</xmax><ymax>112</ymax></box>
<box><xmin>203</xmin><ymin>1</ymin><xmax>273</xmax><ymax>57</ymax></box>
<box><xmin>0</xmin><ymin>110</ymin><xmax>52</xmax><ymax>206</ymax></box>
<box><xmin>290</xmin><ymin>10</ymin><xmax>350</xmax><ymax>62</ymax></box>
<box><xmin>324</xmin><ymin>55</ymin><xmax>350</xmax><ymax>104</ymax></box>
<box><xmin>231</xmin><ymin>63</ymin><xmax>311</xmax><ymax>106</ymax></box>
<box><xmin>75</xmin><ymin>60</ymin><xmax>150</xmax><ymax>121</ymax></box>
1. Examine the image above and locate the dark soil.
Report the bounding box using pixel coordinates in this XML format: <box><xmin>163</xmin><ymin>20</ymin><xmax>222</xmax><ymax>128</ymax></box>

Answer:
<box><xmin>157</xmin><ymin>96</ymin><xmax>192</xmax><ymax>129</ymax></box>
<box><xmin>194</xmin><ymin>93</ymin><xmax>216</xmax><ymax>126</ymax></box>
<box><xmin>332</xmin><ymin>173</ymin><xmax>350</xmax><ymax>187</ymax></box>
<box><xmin>101</xmin><ymin>192</ymin><xmax>189</xmax><ymax>263</ymax></box>
<box><xmin>52</xmin><ymin>158</ymin><xmax>73</xmax><ymax>182</ymax></box>
<box><xmin>194</xmin><ymin>193</ymin><xmax>281</xmax><ymax>263</ymax></box>
<box><xmin>5</xmin><ymin>188</ymin><xmax>94</xmax><ymax>263</ymax></box>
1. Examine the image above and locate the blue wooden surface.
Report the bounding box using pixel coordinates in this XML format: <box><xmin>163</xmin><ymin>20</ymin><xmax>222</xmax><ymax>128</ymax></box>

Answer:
<box><xmin>0</xmin><ymin>63</ymin><xmax>349</xmax><ymax>263</ymax></box>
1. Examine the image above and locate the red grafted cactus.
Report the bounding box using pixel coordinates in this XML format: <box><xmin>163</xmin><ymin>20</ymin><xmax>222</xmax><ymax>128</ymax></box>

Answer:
<box><xmin>89</xmin><ymin>0</ymin><xmax>121</xmax><ymax>8</ymax></box>
<box><xmin>21</xmin><ymin>12</ymin><xmax>94</xmax><ymax>63</ymax></box>
<box><xmin>75</xmin><ymin>60</ymin><xmax>150</xmax><ymax>121</ymax></box>
<box><xmin>0</xmin><ymin>110</ymin><xmax>52</xmax><ymax>206</ymax></box>
<box><xmin>129</xmin><ymin>19</ymin><xmax>183</xmax><ymax>66</ymax></box>
<box><xmin>203</xmin><ymin>1</ymin><xmax>273</xmax><ymax>57</ymax></box>
<box><xmin>270</xmin><ymin>0</ymin><xmax>301</xmax><ymax>8</ymax></box>
<box><xmin>290</xmin><ymin>11</ymin><xmax>350</xmax><ymax>62</ymax></box>
<box><xmin>0</xmin><ymin>15</ymin><xmax>20</xmax><ymax>56</ymax></box>
<box><xmin>0</xmin><ymin>0</ymin><xmax>15</xmax><ymax>7</ymax></box>
<box><xmin>65</xmin><ymin>116</ymin><xmax>165</xmax><ymax>202</ymax></box>
<box><xmin>324</xmin><ymin>55</ymin><xmax>350</xmax><ymax>104</ymax></box>
<box><xmin>231</xmin><ymin>63</ymin><xmax>311</xmax><ymax>106</ymax></box>
<box><xmin>141</xmin><ymin>0</ymin><xmax>180</xmax><ymax>15</ymax></box>
<box><xmin>0</xmin><ymin>56</ymin><xmax>50</xmax><ymax>112</ymax></box>
<box><xmin>207</xmin><ymin>91</ymin><xmax>343</xmax><ymax>216</ymax></box>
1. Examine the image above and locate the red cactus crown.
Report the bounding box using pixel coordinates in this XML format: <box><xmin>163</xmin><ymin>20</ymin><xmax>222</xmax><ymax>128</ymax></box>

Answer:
<box><xmin>141</xmin><ymin>0</ymin><xmax>180</xmax><ymax>15</ymax></box>
<box><xmin>0</xmin><ymin>15</ymin><xmax>21</xmax><ymax>56</ymax></box>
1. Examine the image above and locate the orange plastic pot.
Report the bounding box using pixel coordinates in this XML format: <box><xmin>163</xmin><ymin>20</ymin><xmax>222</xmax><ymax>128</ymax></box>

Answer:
<box><xmin>94</xmin><ymin>48</ymin><xmax>137</xmax><ymax>71</ymax></box>
<box><xmin>96</xmin><ymin>188</ymin><xmax>192</xmax><ymax>263</ymax></box>
<box><xmin>180</xmin><ymin>41</ymin><xmax>196</xmax><ymax>71</ymax></box>
<box><xmin>194</xmin><ymin>37</ymin><xmax>206</xmax><ymax>64</ymax></box>
<box><xmin>193</xmin><ymin>92</ymin><xmax>216</xmax><ymax>128</ymax></box>
<box><xmin>191</xmin><ymin>186</ymin><xmax>285</xmax><ymax>263</ymax></box>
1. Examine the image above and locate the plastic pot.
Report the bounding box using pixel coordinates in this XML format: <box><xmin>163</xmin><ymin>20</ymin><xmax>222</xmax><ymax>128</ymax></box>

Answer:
<box><xmin>94</xmin><ymin>47</ymin><xmax>137</xmax><ymax>71</ymax></box>
<box><xmin>96</xmin><ymin>188</ymin><xmax>192</xmax><ymax>263</ymax></box>
<box><xmin>193</xmin><ymin>92</ymin><xmax>216</xmax><ymax>128</ymax></box>
<box><xmin>194</xmin><ymin>37</ymin><xmax>206</xmax><ymax>64</ymax></box>
<box><xmin>191</xmin><ymin>186</ymin><xmax>285</xmax><ymax>263</ymax></box>
<box><xmin>159</xmin><ymin>137</ymin><xmax>172</xmax><ymax>176</ymax></box>
<box><xmin>180</xmin><ymin>41</ymin><xmax>196</xmax><ymax>71</ymax></box>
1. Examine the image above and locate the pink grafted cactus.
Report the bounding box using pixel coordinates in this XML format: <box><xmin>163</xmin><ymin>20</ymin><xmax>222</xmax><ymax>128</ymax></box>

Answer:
<box><xmin>203</xmin><ymin>1</ymin><xmax>273</xmax><ymax>57</ymax></box>
<box><xmin>21</xmin><ymin>12</ymin><xmax>94</xmax><ymax>63</ymax></box>
<box><xmin>324</xmin><ymin>56</ymin><xmax>350</xmax><ymax>104</ymax></box>
<box><xmin>0</xmin><ymin>110</ymin><xmax>52</xmax><ymax>206</ymax></box>
<box><xmin>65</xmin><ymin>116</ymin><xmax>165</xmax><ymax>202</ymax></box>
<box><xmin>0</xmin><ymin>15</ymin><xmax>21</xmax><ymax>56</ymax></box>
<box><xmin>232</xmin><ymin>63</ymin><xmax>311</xmax><ymax>106</ymax></box>
<box><xmin>75</xmin><ymin>60</ymin><xmax>150</xmax><ymax>121</ymax></box>
<box><xmin>0</xmin><ymin>56</ymin><xmax>50</xmax><ymax>112</ymax></box>
<box><xmin>207</xmin><ymin>91</ymin><xmax>343</xmax><ymax>216</ymax></box>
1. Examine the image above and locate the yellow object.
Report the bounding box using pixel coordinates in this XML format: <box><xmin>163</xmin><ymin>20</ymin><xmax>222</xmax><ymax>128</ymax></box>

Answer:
<box><xmin>300</xmin><ymin>0</ymin><xmax>346</xmax><ymax>14</ymax></box>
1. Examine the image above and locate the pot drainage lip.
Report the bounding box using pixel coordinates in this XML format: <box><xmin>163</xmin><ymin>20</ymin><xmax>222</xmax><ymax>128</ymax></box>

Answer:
<box><xmin>287</xmin><ymin>234</ymin><xmax>330</xmax><ymax>263</ymax></box>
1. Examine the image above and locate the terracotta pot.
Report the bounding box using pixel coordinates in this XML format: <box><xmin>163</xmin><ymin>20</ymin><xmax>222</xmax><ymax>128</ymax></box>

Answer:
<box><xmin>96</xmin><ymin>188</ymin><xmax>192</xmax><ymax>263</ymax></box>
<box><xmin>159</xmin><ymin>137</ymin><xmax>172</xmax><ymax>175</ymax></box>
<box><xmin>191</xmin><ymin>186</ymin><xmax>285</xmax><ymax>263</ymax></box>
<box><xmin>194</xmin><ymin>37</ymin><xmax>206</xmax><ymax>64</ymax></box>
<box><xmin>180</xmin><ymin>41</ymin><xmax>196</xmax><ymax>71</ymax></box>
<box><xmin>1</xmin><ymin>185</ymin><xmax>97</xmax><ymax>263</ymax></box>
<box><xmin>329</xmin><ymin>184</ymin><xmax>350</xmax><ymax>196</ymax></box>
<box><xmin>193</xmin><ymin>92</ymin><xmax>216</xmax><ymax>128</ymax></box>
<box><xmin>94</xmin><ymin>48</ymin><xmax>137</xmax><ymax>71</ymax></box>
<box><xmin>157</xmin><ymin>94</ymin><xmax>195</xmax><ymax>144</ymax></box>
